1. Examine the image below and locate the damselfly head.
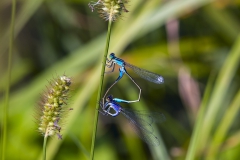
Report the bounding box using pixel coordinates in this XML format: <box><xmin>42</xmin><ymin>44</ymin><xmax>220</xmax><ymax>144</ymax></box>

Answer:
<box><xmin>109</xmin><ymin>53</ymin><xmax>115</xmax><ymax>59</ymax></box>
<box><xmin>106</xmin><ymin>95</ymin><xmax>113</xmax><ymax>102</ymax></box>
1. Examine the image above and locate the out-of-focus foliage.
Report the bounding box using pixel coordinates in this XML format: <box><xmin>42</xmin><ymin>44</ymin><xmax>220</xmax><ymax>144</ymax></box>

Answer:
<box><xmin>0</xmin><ymin>0</ymin><xmax>240</xmax><ymax>160</ymax></box>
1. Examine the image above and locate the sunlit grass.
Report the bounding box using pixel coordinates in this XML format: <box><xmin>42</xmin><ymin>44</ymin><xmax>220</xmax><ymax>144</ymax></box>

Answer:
<box><xmin>0</xmin><ymin>0</ymin><xmax>239</xmax><ymax>159</ymax></box>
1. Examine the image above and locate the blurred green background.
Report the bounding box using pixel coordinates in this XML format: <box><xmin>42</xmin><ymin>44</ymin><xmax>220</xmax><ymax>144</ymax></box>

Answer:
<box><xmin>0</xmin><ymin>0</ymin><xmax>240</xmax><ymax>159</ymax></box>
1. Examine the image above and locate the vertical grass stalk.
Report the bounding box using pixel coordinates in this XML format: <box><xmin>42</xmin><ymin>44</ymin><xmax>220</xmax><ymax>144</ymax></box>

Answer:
<box><xmin>90</xmin><ymin>20</ymin><xmax>112</xmax><ymax>160</ymax></box>
<box><xmin>89</xmin><ymin>1</ymin><xmax>129</xmax><ymax>159</ymax></box>
<box><xmin>42</xmin><ymin>135</ymin><xmax>48</xmax><ymax>160</ymax></box>
<box><xmin>1</xmin><ymin>0</ymin><xmax>16</xmax><ymax>159</ymax></box>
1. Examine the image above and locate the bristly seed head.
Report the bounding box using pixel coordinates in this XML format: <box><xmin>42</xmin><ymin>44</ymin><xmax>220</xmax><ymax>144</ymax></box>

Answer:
<box><xmin>89</xmin><ymin>0</ymin><xmax>129</xmax><ymax>21</ymax></box>
<box><xmin>36</xmin><ymin>75</ymin><xmax>72</xmax><ymax>139</ymax></box>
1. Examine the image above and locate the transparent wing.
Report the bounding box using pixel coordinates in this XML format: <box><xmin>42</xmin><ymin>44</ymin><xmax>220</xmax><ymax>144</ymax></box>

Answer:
<box><xmin>125</xmin><ymin>62</ymin><xmax>164</xmax><ymax>84</ymax></box>
<box><xmin>121</xmin><ymin>108</ymin><xmax>165</xmax><ymax>146</ymax></box>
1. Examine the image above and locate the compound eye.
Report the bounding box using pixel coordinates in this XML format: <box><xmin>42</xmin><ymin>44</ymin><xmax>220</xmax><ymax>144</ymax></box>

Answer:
<box><xmin>106</xmin><ymin>97</ymin><xmax>110</xmax><ymax>102</ymax></box>
<box><xmin>110</xmin><ymin>53</ymin><xmax>115</xmax><ymax>58</ymax></box>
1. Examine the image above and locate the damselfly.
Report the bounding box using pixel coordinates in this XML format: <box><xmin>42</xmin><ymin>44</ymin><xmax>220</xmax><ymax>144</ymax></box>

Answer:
<box><xmin>104</xmin><ymin>53</ymin><xmax>164</xmax><ymax>102</ymax></box>
<box><xmin>100</xmin><ymin>95</ymin><xmax>165</xmax><ymax>145</ymax></box>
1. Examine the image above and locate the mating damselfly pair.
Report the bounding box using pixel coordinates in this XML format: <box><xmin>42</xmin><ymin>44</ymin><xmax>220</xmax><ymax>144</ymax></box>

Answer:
<box><xmin>99</xmin><ymin>53</ymin><xmax>165</xmax><ymax>145</ymax></box>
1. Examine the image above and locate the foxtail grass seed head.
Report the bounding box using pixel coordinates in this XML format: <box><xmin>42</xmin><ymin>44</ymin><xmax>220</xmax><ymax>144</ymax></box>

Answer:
<box><xmin>89</xmin><ymin>0</ymin><xmax>129</xmax><ymax>21</ymax></box>
<box><xmin>37</xmin><ymin>75</ymin><xmax>72</xmax><ymax>139</ymax></box>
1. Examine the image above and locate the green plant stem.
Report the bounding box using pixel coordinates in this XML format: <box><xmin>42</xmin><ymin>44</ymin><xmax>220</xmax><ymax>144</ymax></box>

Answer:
<box><xmin>186</xmin><ymin>35</ymin><xmax>240</xmax><ymax>159</ymax></box>
<box><xmin>43</xmin><ymin>134</ymin><xmax>48</xmax><ymax>160</ymax></box>
<box><xmin>207</xmin><ymin>89</ymin><xmax>240</xmax><ymax>159</ymax></box>
<box><xmin>1</xmin><ymin>0</ymin><xmax>16</xmax><ymax>159</ymax></box>
<box><xmin>199</xmin><ymin>35</ymin><xmax>240</xmax><ymax>152</ymax></box>
<box><xmin>185</xmin><ymin>70</ymin><xmax>216</xmax><ymax>160</ymax></box>
<box><xmin>90</xmin><ymin>20</ymin><xmax>112</xmax><ymax>160</ymax></box>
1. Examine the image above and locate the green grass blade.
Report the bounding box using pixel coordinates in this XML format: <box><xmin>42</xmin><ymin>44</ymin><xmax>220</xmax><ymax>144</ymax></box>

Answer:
<box><xmin>207</xmin><ymin>89</ymin><xmax>240</xmax><ymax>159</ymax></box>
<box><xmin>90</xmin><ymin>20</ymin><xmax>113</xmax><ymax>160</ymax></box>
<box><xmin>185</xmin><ymin>70</ymin><xmax>217</xmax><ymax>160</ymax></box>
<box><xmin>1</xmin><ymin>1</ymin><xmax>16</xmax><ymax>159</ymax></box>
<box><xmin>199</xmin><ymin>35</ymin><xmax>240</xmax><ymax>153</ymax></box>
